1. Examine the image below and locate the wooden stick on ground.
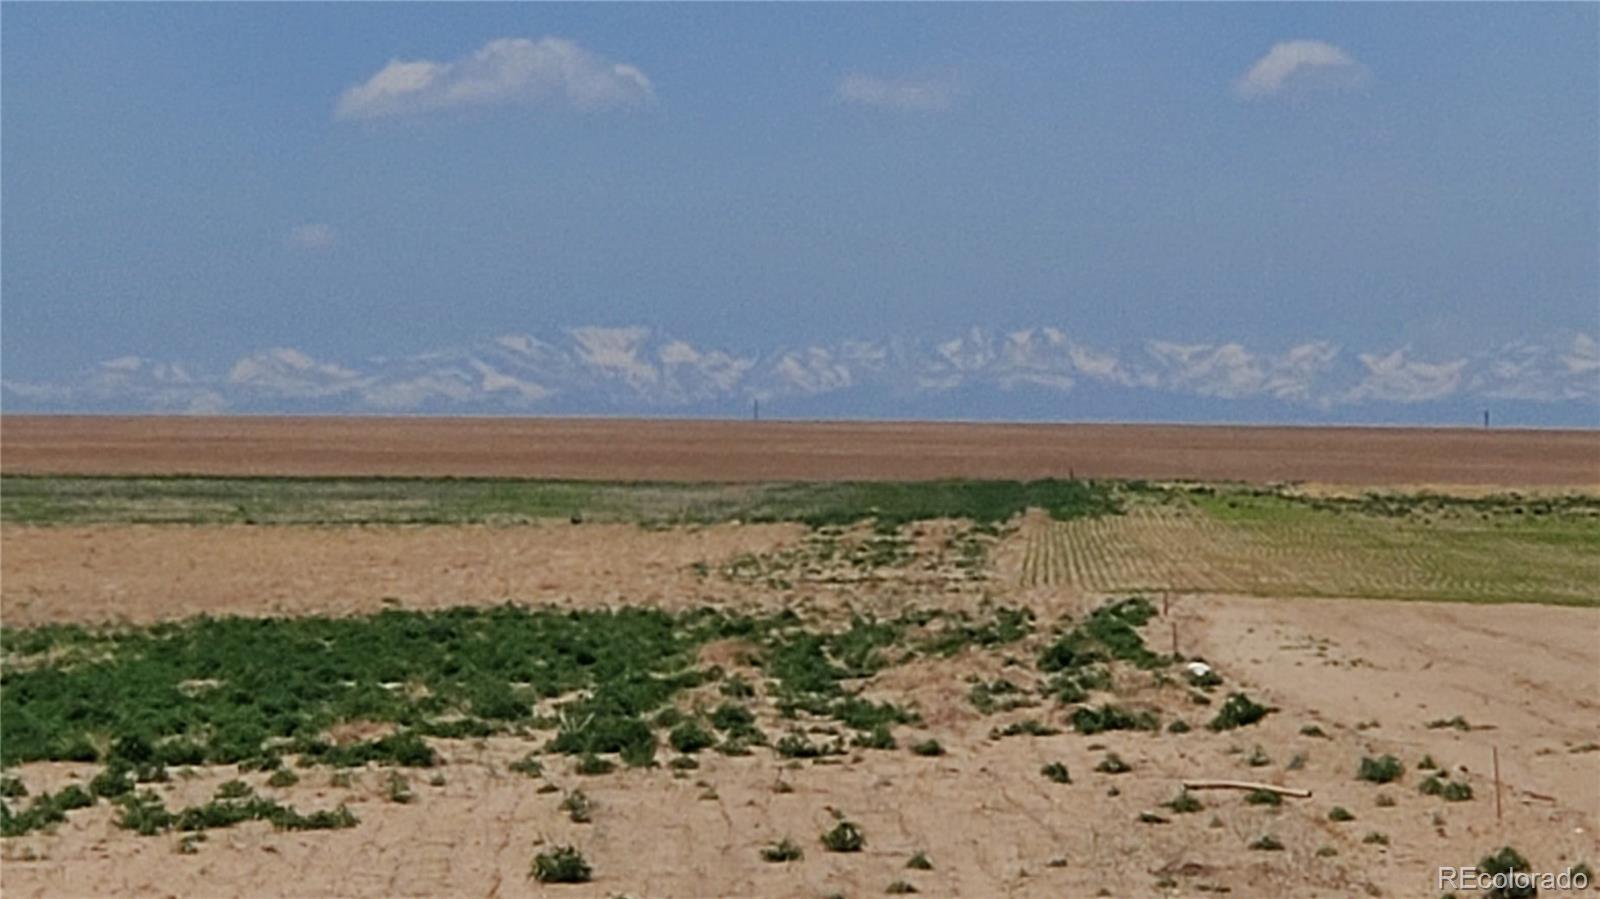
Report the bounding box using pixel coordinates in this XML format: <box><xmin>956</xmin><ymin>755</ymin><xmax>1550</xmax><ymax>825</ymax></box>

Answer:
<box><xmin>1181</xmin><ymin>779</ymin><xmax>1313</xmax><ymax>799</ymax></box>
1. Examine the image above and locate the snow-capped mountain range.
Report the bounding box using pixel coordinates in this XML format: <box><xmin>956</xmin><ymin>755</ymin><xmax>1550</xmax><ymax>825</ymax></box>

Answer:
<box><xmin>4</xmin><ymin>327</ymin><xmax>1597</xmax><ymax>425</ymax></box>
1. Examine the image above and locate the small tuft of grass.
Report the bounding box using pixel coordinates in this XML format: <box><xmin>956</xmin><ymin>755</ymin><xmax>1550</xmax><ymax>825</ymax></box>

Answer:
<box><xmin>668</xmin><ymin>721</ymin><xmax>717</xmax><ymax>755</ymax></box>
<box><xmin>1426</xmin><ymin>715</ymin><xmax>1471</xmax><ymax>732</ymax></box>
<box><xmin>531</xmin><ymin>845</ymin><xmax>592</xmax><ymax>884</ymax></box>
<box><xmin>853</xmin><ymin>724</ymin><xmax>897</xmax><ymax>751</ymax></box>
<box><xmin>1299</xmin><ymin>724</ymin><xmax>1328</xmax><ymax>739</ymax></box>
<box><xmin>906</xmin><ymin>851</ymin><xmax>933</xmax><ymax>870</ymax></box>
<box><xmin>1164</xmin><ymin>789</ymin><xmax>1204</xmax><ymax>814</ymax></box>
<box><xmin>384</xmin><ymin>771</ymin><xmax>413</xmax><ymax>804</ymax></box>
<box><xmin>1328</xmin><ymin>806</ymin><xmax>1355</xmax><ymax>822</ymax></box>
<box><xmin>1248</xmin><ymin>835</ymin><xmax>1284</xmax><ymax>852</ymax></box>
<box><xmin>1245</xmin><ymin>789</ymin><xmax>1282</xmax><ymax>807</ymax></box>
<box><xmin>909</xmin><ymin>739</ymin><xmax>945</xmax><ymax>757</ymax></box>
<box><xmin>1358</xmin><ymin>755</ymin><xmax>1404</xmax><ymax>784</ymax></box>
<box><xmin>1040</xmin><ymin>762</ymin><xmax>1071</xmax><ymax>784</ymax></box>
<box><xmin>1208</xmin><ymin>693</ymin><xmax>1272</xmax><ymax>731</ymax></box>
<box><xmin>266</xmin><ymin>768</ymin><xmax>299</xmax><ymax>789</ymax></box>
<box><xmin>1362</xmin><ymin>831</ymin><xmax>1389</xmax><ymax>846</ymax></box>
<box><xmin>821</xmin><ymin>820</ymin><xmax>865</xmax><ymax>853</ymax></box>
<box><xmin>1094</xmin><ymin>752</ymin><xmax>1132</xmax><ymax>775</ymax></box>
<box><xmin>574</xmin><ymin>753</ymin><xmax>616</xmax><ymax>776</ymax></box>
<box><xmin>509</xmin><ymin>753</ymin><xmax>544</xmax><ymax>778</ymax></box>
<box><xmin>559</xmin><ymin>790</ymin><xmax>593</xmax><ymax>823</ymax></box>
<box><xmin>1071</xmin><ymin>705</ymin><xmax>1158</xmax><ymax>736</ymax></box>
<box><xmin>761</xmin><ymin>837</ymin><xmax>803</xmax><ymax>863</ymax></box>
<box><xmin>886</xmin><ymin>881</ymin><xmax>919</xmax><ymax>895</ymax></box>
<box><xmin>1478</xmin><ymin>847</ymin><xmax>1534</xmax><ymax>899</ymax></box>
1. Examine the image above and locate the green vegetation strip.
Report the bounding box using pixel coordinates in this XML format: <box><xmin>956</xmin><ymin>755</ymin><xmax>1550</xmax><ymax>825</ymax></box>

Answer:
<box><xmin>0</xmin><ymin>475</ymin><xmax>1118</xmax><ymax>527</ymax></box>
<box><xmin>0</xmin><ymin>603</ymin><xmax>1033</xmax><ymax>770</ymax></box>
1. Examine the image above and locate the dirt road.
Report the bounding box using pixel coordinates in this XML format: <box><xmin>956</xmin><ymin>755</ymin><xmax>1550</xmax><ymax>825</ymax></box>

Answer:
<box><xmin>4</xmin><ymin>415</ymin><xmax>1597</xmax><ymax>485</ymax></box>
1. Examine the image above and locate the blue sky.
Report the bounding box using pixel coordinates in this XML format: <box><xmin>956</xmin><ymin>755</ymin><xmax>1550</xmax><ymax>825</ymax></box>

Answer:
<box><xmin>3</xmin><ymin>4</ymin><xmax>1596</xmax><ymax>423</ymax></box>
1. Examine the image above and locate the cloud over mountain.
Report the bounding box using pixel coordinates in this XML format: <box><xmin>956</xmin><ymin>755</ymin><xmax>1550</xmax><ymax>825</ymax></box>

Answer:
<box><xmin>5</xmin><ymin>326</ymin><xmax>1595</xmax><ymax>424</ymax></box>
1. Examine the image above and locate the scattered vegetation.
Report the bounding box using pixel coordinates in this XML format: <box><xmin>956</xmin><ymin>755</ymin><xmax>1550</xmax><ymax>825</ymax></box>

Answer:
<box><xmin>1478</xmin><ymin>847</ymin><xmax>1535</xmax><ymax>899</ymax></box>
<box><xmin>1419</xmin><ymin>775</ymin><xmax>1474</xmax><ymax>802</ymax></box>
<box><xmin>1040</xmin><ymin>762</ymin><xmax>1071</xmax><ymax>784</ymax></box>
<box><xmin>1074</xmin><ymin>703</ymin><xmax>1159</xmax><ymax>735</ymax></box>
<box><xmin>1248</xmin><ymin>835</ymin><xmax>1284</xmax><ymax>852</ymax></box>
<box><xmin>1357</xmin><ymin>755</ymin><xmax>1405</xmax><ymax>785</ymax></box>
<box><xmin>531</xmin><ymin>845</ymin><xmax>593</xmax><ymax>884</ymax></box>
<box><xmin>821</xmin><ymin>820</ymin><xmax>865</xmax><ymax>853</ymax></box>
<box><xmin>909</xmin><ymin>739</ymin><xmax>945</xmax><ymax>757</ymax></box>
<box><xmin>1208</xmin><ymin>693</ymin><xmax>1272</xmax><ymax>731</ymax></box>
<box><xmin>761</xmin><ymin>838</ymin><xmax>803</xmax><ymax>863</ymax></box>
<box><xmin>1094</xmin><ymin>752</ymin><xmax>1132</xmax><ymax>775</ymax></box>
<box><xmin>1164</xmin><ymin>789</ymin><xmax>1204</xmax><ymax>814</ymax></box>
<box><xmin>1328</xmin><ymin>806</ymin><xmax>1355</xmax><ymax>822</ymax></box>
<box><xmin>906</xmin><ymin>851</ymin><xmax>933</xmax><ymax>870</ymax></box>
<box><xmin>0</xmin><ymin>476</ymin><xmax>1121</xmax><ymax>528</ymax></box>
<box><xmin>1244</xmin><ymin>789</ymin><xmax>1282</xmax><ymax>807</ymax></box>
<box><xmin>559</xmin><ymin>790</ymin><xmax>593</xmax><ymax>824</ymax></box>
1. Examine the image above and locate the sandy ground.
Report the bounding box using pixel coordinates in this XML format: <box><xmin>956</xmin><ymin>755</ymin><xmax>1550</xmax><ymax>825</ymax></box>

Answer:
<box><xmin>1</xmin><ymin>590</ymin><xmax>1595</xmax><ymax>898</ymax></box>
<box><xmin>0</xmin><ymin>522</ymin><xmax>802</xmax><ymax>627</ymax></box>
<box><xmin>2</xmin><ymin>518</ymin><xmax>1597</xmax><ymax>896</ymax></box>
<box><xmin>5</xmin><ymin>416</ymin><xmax>1599</xmax><ymax>486</ymax></box>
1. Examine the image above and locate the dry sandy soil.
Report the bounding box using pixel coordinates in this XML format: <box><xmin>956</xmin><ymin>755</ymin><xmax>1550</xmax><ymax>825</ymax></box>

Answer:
<box><xmin>2</xmin><ymin>516</ymin><xmax>1597</xmax><ymax>898</ymax></box>
<box><xmin>0</xmin><ymin>589</ymin><xmax>1594</xmax><ymax>898</ymax></box>
<box><xmin>5</xmin><ymin>415</ymin><xmax>1598</xmax><ymax>486</ymax></box>
<box><xmin>2</xmin><ymin>419</ymin><xmax>1596</xmax><ymax>896</ymax></box>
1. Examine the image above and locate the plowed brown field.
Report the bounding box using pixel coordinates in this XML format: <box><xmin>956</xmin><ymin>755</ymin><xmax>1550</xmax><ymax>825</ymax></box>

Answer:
<box><xmin>4</xmin><ymin>415</ymin><xmax>1598</xmax><ymax>485</ymax></box>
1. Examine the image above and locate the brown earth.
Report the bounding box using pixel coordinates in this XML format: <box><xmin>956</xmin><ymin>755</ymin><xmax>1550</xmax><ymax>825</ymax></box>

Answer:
<box><xmin>4</xmin><ymin>415</ymin><xmax>1598</xmax><ymax>486</ymax></box>
<box><xmin>0</xmin><ymin>589</ymin><xmax>1594</xmax><ymax>898</ymax></box>
<box><xmin>0</xmin><ymin>522</ymin><xmax>803</xmax><ymax>627</ymax></box>
<box><xmin>1</xmin><ymin>520</ymin><xmax>1597</xmax><ymax>897</ymax></box>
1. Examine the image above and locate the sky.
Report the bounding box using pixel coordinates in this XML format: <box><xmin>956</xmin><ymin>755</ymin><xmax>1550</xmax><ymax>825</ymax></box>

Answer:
<box><xmin>2</xmin><ymin>3</ymin><xmax>1597</xmax><ymax>424</ymax></box>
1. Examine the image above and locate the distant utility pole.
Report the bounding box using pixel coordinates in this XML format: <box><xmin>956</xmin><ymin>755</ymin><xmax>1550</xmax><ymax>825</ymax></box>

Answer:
<box><xmin>753</xmin><ymin>399</ymin><xmax>760</xmax><ymax>422</ymax></box>
<box><xmin>1483</xmin><ymin>409</ymin><xmax>1490</xmax><ymax>429</ymax></box>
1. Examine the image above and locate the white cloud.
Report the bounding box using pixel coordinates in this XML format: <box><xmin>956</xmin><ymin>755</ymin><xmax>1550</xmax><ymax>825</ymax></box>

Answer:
<box><xmin>287</xmin><ymin>223</ymin><xmax>336</xmax><ymax>250</ymax></box>
<box><xmin>335</xmin><ymin>37</ymin><xmax>655</xmax><ymax>121</ymax></box>
<box><xmin>837</xmin><ymin>73</ymin><xmax>959</xmax><ymax>112</ymax></box>
<box><xmin>1235</xmin><ymin>40</ymin><xmax>1368</xmax><ymax>100</ymax></box>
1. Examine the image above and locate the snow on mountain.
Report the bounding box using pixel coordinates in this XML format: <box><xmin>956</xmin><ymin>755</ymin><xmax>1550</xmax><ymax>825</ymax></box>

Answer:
<box><xmin>5</xmin><ymin>326</ymin><xmax>1596</xmax><ymax>424</ymax></box>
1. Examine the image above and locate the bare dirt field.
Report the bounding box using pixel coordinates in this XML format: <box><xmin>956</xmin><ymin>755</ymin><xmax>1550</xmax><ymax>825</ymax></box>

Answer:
<box><xmin>3</xmin><ymin>512</ymin><xmax>1597</xmax><ymax>897</ymax></box>
<box><xmin>5</xmin><ymin>415</ymin><xmax>1598</xmax><ymax>486</ymax></box>
<box><xmin>1</xmin><ymin>586</ymin><xmax>1594</xmax><ymax>899</ymax></box>
<box><xmin>1</xmin><ymin>423</ymin><xmax>1596</xmax><ymax>898</ymax></box>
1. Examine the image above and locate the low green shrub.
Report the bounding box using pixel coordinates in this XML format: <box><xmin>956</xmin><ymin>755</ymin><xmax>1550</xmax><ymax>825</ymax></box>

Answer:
<box><xmin>821</xmin><ymin>820</ymin><xmax>865</xmax><ymax>853</ymax></box>
<box><xmin>532</xmin><ymin>846</ymin><xmax>592</xmax><ymax>884</ymax></box>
